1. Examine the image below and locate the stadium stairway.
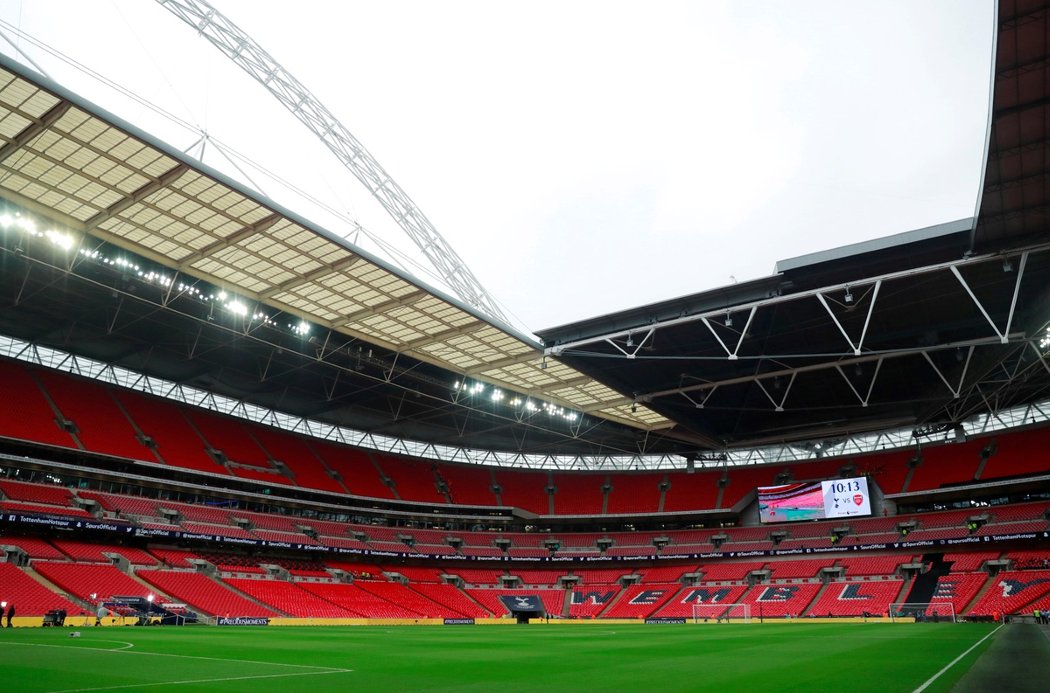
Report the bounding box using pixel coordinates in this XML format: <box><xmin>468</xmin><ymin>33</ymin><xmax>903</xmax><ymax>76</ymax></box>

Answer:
<box><xmin>21</xmin><ymin>564</ymin><xmax>91</xmax><ymax>613</ymax></box>
<box><xmin>594</xmin><ymin>586</ymin><xmax>630</xmax><ymax>619</ymax></box>
<box><xmin>902</xmin><ymin>553</ymin><xmax>951</xmax><ymax>606</ymax></box>
<box><xmin>961</xmin><ymin>574</ymin><xmax>1000</xmax><ymax>615</ymax></box>
<box><xmin>801</xmin><ymin>582</ymin><xmax>832</xmax><ymax>617</ymax></box>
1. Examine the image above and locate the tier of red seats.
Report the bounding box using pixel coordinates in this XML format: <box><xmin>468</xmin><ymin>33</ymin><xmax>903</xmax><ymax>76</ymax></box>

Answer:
<box><xmin>1</xmin><ymin>478</ymin><xmax>1045</xmax><ymax>561</ymax></box>
<box><xmin>373</xmin><ymin>454</ymin><xmax>445</xmax><ymax>504</ymax></box>
<box><xmin>409</xmin><ymin>583</ymin><xmax>491</xmax><ymax>617</ymax></box>
<box><xmin>51</xmin><ymin>540</ymin><xmax>158</xmax><ymax>566</ymax></box>
<box><xmin>448</xmin><ymin>569</ymin><xmax>506</xmax><ymax>585</ymax></box>
<box><xmin>76</xmin><ymin>491</ymin><xmax>161</xmax><ymax>519</ymax></box>
<box><xmin>0</xmin><ymin>500</ymin><xmax>92</xmax><ymax>517</ymax></box>
<box><xmin>661</xmin><ymin>472</ymin><xmax>720</xmax><ymax>512</ymax></box>
<box><xmin>570</xmin><ymin>585</ymin><xmax>621</xmax><ymax>618</ymax></box>
<box><xmin>741</xmin><ymin>582</ymin><xmax>823</xmax><ymax>617</ymax></box>
<box><xmin>252</xmin><ymin>529</ymin><xmax>318</xmax><ymax>545</ymax></box>
<box><xmin>807</xmin><ymin>580</ymin><xmax>905</xmax><ymax>617</ymax></box>
<box><xmin>0</xmin><ymin>479</ymin><xmax>74</xmax><ymax>506</ymax></box>
<box><xmin>223</xmin><ymin>577</ymin><xmax>352</xmax><ymax>617</ymax></box>
<box><xmin>311</xmin><ymin>442</ymin><xmax>393</xmax><ymax>499</ymax></box>
<box><xmin>1007</xmin><ymin>549</ymin><xmax>1050</xmax><ymax>570</ymax></box>
<box><xmin>36</xmin><ymin>370</ymin><xmax>152</xmax><ymax>462</ymax></box>
<box><xmin>943</xmin><ymin>552</ymin><xmax>1000</xmax><ymax>572</ymax></box>
<box><xmin>354</xmin><ymin>580</ymin><xmax>463</xmax><ymax>618</ymax></box>
<box><xmin>492</xmin><ymin>469</ymin><xmax>549</xmax><ymax>515</ymax></box>
<box><xmin>928</xmin><ymin>572</ymin><xmax>988</xmax><ymax>616</ymax></box>
<box><xmin>769</xmin><ymin>558</ymin><xmax>835</xmax><ymax>579</ymax></box>
<box><xmin>981</xmin><ymin>426</ymin><xmax>1050</xmax><ymax>481</ymax></box>
<box><xmin>436</xmin><ymin>463</ymin><xmax>496</xmax><ymax>506</ymax></box>
<box><xmin>550</xmin><ymin>473</ymin><xmax>604</xmax><ymax>515</ymax></box>
<box><xmin>231</xmin><ymin>510</ymin><xmax>300</xmax><ymax>533</ymax></box>
<box><xmin>180</xmin><ymin>522</ymin><xmax>255</xmax><ymax>540</ymax></box>
<box><xmin>906</xmin><ymin>440</ymin><xmax>984</xmax><ymax>491</ymax></box>
<box><xmin>654</xmin><ymin>584</ymin><xmax>750</xmax><ymax>618</ymax></box>
<box><xmin>0</xmin><ymin>535</ymin><xmax>66</xmax><ymax>559</ymax></box>
<box><xmin>112</xmin><ymin>391</ymin><xmax>225</xmax><ymax>474</ymax></box>
<box><xmin>511</xmin><ymin>569</ymin><xmax>566</xmax><ymax>585</ymax></box>
<box><xmin>185</xmin><ymin>411</ymin><xmax>272</xmax><ymax>468</ymax></box>
<box><xmin>638</xmin><ymin>565</ymin><xmax>692</xmax><ymax>583</ymax></box>
<box><xmin>296</xmin><ymin>581</ymin><xmax>421</xmax><ymax>618</ymax></box>
<box><xmin>0</xmin><ymin>562</ymin><xmax>80</xmax><ymax>616</ymax></box>
<box><xmin>228</xmin><ymin>465</ymin><xmax>289</xmax><ymax>486</ymax></box>
<box><xmin>148</xmin><ymin>548</ymin><xmax>198</xmax><ymax>568</ymax></box>
<box><xmin>966</xmin><ymin>569</ymin><xmax>1050</xmax><ymax>616</ymax></box>
<box><xmin>159</xmin><ymin>501</ymin><xmax>234</xmax><ymax>525</ymax></box>
<box><xmin>604</xmin><ymin>470</ymin><xmax>659</xmax><ymax>514</ymax></box>
<box><xmin>574</xmin><ymin>568</ymin><xmax>631</xmax><ymax>584</ymax></box>
<box><xmin>0</xmin><ymin>360</ymin><xmax>76</xmax><ymax>449</ymax></box>
<box><xmin>250</xmin><ymin>425</ymin><xmax>346</xmax><ymax>494</ymax></box>
<box><xmin>35</xmin><ymin>562</ymin><xmax>168</xmax><ymax>604</ymax></box>
<box><xmin>136</xmin><ymin>569</ymin><xmax>278</xmax><ymax>618</ymax></box>
<box><xmin>8</xmin><ymin>360</ymin><xmax>1050</xmax><ymax>519</ymax></box>
<box><xmin>987</xmin><ymin>501</ymin><xmax>1050</xmax><ymax>523</ymax></box>
<box><xmin>700</xmin><ymin>561</ymin><xmax>766</xmax><ymax>581</ymax></box>
<box><xmin>603</xmin><ymin>583</ymin><xmax>681</xmax><ymax>618</ymax></box>
<box><xmin>837</xmin><ymin>555</ymin><xmax>913</xmax><ymax>576</ymax></box>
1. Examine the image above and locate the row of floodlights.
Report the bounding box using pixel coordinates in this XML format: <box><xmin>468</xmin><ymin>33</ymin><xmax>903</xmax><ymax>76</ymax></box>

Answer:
<box><xmin>452</xmin><ymin>381</ymin><xmax>579</xmax><ymax>421</ymax></box>
<box><xmin>0</xmin><ymin>213</ymin><xmax>76</xmax><ymax>251</ymax></box>
<box><xmin>2</xmin><ymin>212</ymin><xmax>312</xmax><ymax>337</ymax></box>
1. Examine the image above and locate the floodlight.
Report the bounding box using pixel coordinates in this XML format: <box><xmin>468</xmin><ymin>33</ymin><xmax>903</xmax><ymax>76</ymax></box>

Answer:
<box><xmin>724</xmin><ymin>312</ymin><xmax>733</xmax><ymax>327</ymax></box>
<box><xmin>844</xmin><ymin>287</ymin><xmax>853</xmax><ymax>303</ymax></box>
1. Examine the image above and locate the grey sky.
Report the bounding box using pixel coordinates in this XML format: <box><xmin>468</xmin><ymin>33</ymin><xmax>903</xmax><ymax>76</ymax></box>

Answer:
<box><xmin>0</xmin><ymin>0</ymin><xmax>995</xmax><ymax>333</ymax></box>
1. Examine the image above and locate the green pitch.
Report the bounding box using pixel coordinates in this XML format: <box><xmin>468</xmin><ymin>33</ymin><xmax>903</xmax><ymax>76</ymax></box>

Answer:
<box><xmin>0</xmin><ymin>622</ymin><xmax>1001</xmax><ymax>692</ymax></box>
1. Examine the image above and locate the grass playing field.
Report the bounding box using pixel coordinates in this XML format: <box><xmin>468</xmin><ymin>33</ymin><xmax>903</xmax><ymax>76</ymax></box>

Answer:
<box><xmin>0</xmin><ymin>621</ymin><xmax>1005</xmax><ymax>692</ymax></box>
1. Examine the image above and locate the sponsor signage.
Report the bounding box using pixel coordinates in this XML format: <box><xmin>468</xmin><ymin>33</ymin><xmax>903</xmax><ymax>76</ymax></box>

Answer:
<box><xmin>217</xmin><ymin>617</ymin><xmax>270</xmax><ymax>626</ymax></box>
<box><xmin>443</xmin><ymin>618</ymin><xmax>475</xmax><ymax>625</ymax></box>
<box><xmin>645</xmin><ymin>617</ymin><xmax>687</xmax><ymax>624</ymax></box>
<box><xmin>3</xmin><ymin>511</ymin><xmax>1047</xmax><ymax>564</ymax></box>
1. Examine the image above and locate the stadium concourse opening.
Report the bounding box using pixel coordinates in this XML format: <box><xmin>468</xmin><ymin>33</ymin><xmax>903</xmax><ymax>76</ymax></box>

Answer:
<box><xmin>499</xmin><ymin>595</ymin><xmax>547</xmax><ymax>624</ymax></box>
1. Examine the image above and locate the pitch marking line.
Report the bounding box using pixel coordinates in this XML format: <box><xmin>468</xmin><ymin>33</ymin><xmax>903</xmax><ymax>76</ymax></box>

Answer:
<box><xmin>912</xmin><ymin>623</ymin><xmax>1002</xmax><ymax>693</ymax></box>
<box><xmin>9</xmin><ymin>641</ymin><xmax>353</xmax><ymax>692</ymax></box>
<box><xmin>49</xmin><ymin>669</ymin><xmax>350</xmax><ymax>692</ymax></box>
<box><xmin>9</xmin><ymin>641</ymin><xmax>352</xmax><ymax>671</ymax></box>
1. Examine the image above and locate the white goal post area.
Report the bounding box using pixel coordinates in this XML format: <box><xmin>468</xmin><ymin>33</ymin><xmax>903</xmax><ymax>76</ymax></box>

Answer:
<box><xmin>691</xmin><ymin>603</ymin><xmax>751</xmax><ymax>623</ymax></box>
<box><xmin>888</xmin><ymin>602</ymin><xmax>957</xmax><ymax>623</ymax></box>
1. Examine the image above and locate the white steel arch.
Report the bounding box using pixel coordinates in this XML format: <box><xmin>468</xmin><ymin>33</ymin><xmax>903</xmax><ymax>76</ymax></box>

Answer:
<box><xmin>155</xmin><ymin>0</ymin><xmax>509</xmax><ymax>324</ymax></box>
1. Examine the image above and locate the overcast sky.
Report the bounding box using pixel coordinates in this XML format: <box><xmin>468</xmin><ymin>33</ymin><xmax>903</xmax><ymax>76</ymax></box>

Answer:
<box><xmin>0</xmin><ymin>0</ymin><xmax>995</xmax><ymax>334</ymax></box>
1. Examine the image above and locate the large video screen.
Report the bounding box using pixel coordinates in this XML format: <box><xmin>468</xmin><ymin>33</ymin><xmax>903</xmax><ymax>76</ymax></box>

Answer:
<box><xmin>757</xmin><ymin>477</ymin><xmax>872</xmax><ymax>524</ymax></box>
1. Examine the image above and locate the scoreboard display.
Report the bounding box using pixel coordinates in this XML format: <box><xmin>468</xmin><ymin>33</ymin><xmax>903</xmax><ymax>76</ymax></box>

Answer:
<box><xmin>757</xmin><ymin>476</ymin><xmax>872</xmax><ymax>524</ymax></box>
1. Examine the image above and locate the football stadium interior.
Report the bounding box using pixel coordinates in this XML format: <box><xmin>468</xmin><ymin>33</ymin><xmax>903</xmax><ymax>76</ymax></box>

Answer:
<box><xmin>1</xmin><ymin>0</ymin><xmax>1050</xmax><ymax>689</ymax></box>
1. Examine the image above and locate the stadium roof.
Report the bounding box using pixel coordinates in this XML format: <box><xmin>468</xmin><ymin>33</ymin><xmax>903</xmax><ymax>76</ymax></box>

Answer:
<box><xmin>0</xmin><ymin>53</ymin><xmax>671</xmax><ymax>459</ymax></box>
<box><xmin>0</xmin><ymin>1</ymin><xmax>1049</xmax><ymax>465</ymax></box>
<box><xmin>539</xmin><ymin>0</ymin><xmax>1050</xmax><ymax>452</ymax></box>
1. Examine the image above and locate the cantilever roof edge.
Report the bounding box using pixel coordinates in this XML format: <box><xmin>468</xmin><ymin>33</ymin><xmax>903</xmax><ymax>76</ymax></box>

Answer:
<box><xmin>0</xmin><ymin>52</ymin><xmax>541</xmax><ymax>350</ymax></box>
<box><xmin>774</xmin><ymin>217</ymin><xmax>975</xmax><ymax>274</ymax></box>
